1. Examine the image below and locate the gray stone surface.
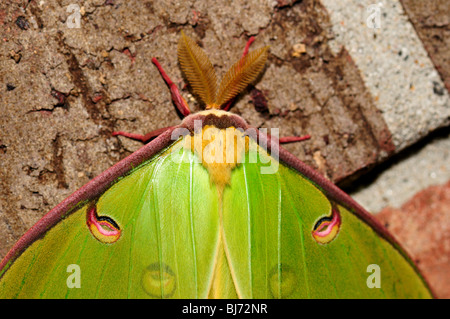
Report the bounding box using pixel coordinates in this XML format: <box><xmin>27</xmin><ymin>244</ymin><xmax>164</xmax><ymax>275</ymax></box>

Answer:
<box><xmin>322</xmin><ymin>0</ymin><xmax>449</xmax><ymax>151</ymax></box>
<box><xmin>322</xmin><ymin>0</ymin><xmax>450</xmax><ymax>211</ymax></box>
<box><xmin>1</xmin><ymin>0</ymin><xmax>393</xmax><ymax>259</ymax></box>
<box><xmin>350</xmin><ymin>130</ymin><xmax>450</xmax><ymax>212</ymax></box>
<box><xmin>0</xmin><ymin>0</ymin><xmax>448</xmax><ymax>257</ymax></box>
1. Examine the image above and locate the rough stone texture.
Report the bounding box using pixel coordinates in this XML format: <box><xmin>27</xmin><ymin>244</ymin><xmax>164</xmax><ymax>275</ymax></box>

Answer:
<box><xmin>321</xmin><ymin>0</ymin><xmax>450</xmax><ymax>151</ymax></box>
<box><xmin>401</xmin><ymin>0</ymin><xmax>450</xmax><ymax>92</ymax></box>
<box><xmin>319</xmin><ymin>1</ymin><xmax>450</xmax><ymax>298</ymax></box>
<box><xmin>349</xmin><ymin>127</ymin><xmax>450</xmax><ymax>213</ymax></box>
<box><xmin>0</xmin><ymin>0</ymin><xmax>393</xmax><ymax>260</ymax></box>
<box><xmin>377</xmin><ymin>180</ymin><xmax>450</xmax><ymax>299</ymax></box>
<box><xmin>234</xmin><ymin>2</ymin><xmax>395</xmax><ymax>184</ymax></box>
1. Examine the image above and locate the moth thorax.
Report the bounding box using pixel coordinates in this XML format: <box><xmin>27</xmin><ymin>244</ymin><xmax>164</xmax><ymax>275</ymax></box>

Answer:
<box><xmin>183</xmin><ymin>125</ymin><xmax>249</xmax><ymax>187</ymax></box>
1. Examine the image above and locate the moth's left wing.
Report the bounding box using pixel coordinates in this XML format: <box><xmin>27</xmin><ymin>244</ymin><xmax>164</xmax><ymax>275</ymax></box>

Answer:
<box><xmin>0</xmin><ymin>135</ymin><xmax>220</xmax><ymax>299</ymax></box>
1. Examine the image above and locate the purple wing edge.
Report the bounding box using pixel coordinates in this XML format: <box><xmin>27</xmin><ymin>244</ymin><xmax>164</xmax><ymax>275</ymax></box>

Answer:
<box><xmin>0</xmin><ymin>126</ymin><xmax>179</xmax><ymax>275</ymax></box>
<box><xmin>254</xmin><ymin>128</ymin><xmax>436</xmax><ymax>298</ymax></box>
<box><xmin>0</xmin><ymin>113</ymin><xmax>436</xmax><ymax>297</ymax></box>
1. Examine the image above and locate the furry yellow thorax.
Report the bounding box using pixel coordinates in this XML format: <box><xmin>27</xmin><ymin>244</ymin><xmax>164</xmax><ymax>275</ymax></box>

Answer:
<box><xmin>182</xmin><ymin>125</ymin><xmax>249</xmax><ymax>188</ymax></box>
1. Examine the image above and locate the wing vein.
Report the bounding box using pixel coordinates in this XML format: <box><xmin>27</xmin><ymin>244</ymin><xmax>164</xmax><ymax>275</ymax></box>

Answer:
<box><xmin>255</xmin><ymin>166</ymin><xmax>269</xmax><ymax>297</ymax></box>
<box><xmin>278</xmin><ymin>171</ymin><xmax>310</xmax><ymax>298</ymax></box>
<box><xmin>242</xmin><ymin>161</ymin><xmax>253</xmax><ymax>297</ymax></box>
<box><xmin>149</xmin><ymin>155</ymin><xmax>167</xmax><ymax>298</ymax></box>
<box><xmin>188</xmin><ymin>151</ymin><xmax>199</xmax><ymax>298</ymax></box>
<box><xmin>170</xmin><ymin>154</ymin><xmax>185</xmax><ymax>297</ymax></box>
<box><xmin>42</xmin><ymin>225</ymin><xmax>85</xmax><ymax>298</ymax></box>
<box><xmin>277</xmin><ymin>173</ymin><xmax>282</xmax><ymax>299</ymax></box>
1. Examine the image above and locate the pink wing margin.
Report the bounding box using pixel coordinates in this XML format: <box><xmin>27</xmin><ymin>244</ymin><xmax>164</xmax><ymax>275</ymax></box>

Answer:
<box><xmin>0</xmin><ymin>113</ymin><xmax>436</xmax><ymax>297</ymax></box>
<box><xmin>254</xmin><ymin>127</ymin><xmax>435</xmax><ymax>298</ymax></box>
<box><xmin>0</xmin><ymin>126</ymin><xmax>179</xmax><ymax>273</ymax></box>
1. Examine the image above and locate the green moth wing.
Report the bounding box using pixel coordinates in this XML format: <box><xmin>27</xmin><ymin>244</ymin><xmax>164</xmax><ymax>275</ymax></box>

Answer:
<box><xmin>0</xmin><ymin>32</ymin><xmax>433</xmax><ymax>299</ymax></box>
<box><xmin>221</xmin><ymin>138</ymin><xmax>431</xmax><ymax>298</ymax></box>
<box><xmin>0</xmin><ymin>120</ymin><xmax>433</xmax><ymax>298</ymax></box>
<box><xmin>0</xmin><ymin>134</ymin><xmax>220</xmax><ymax>298</ymax></box>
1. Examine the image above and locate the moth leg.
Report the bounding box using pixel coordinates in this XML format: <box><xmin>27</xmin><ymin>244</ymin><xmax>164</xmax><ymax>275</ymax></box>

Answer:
<box><xmin>266</xmin><ymin>134</ymin><xmax>311</xmax><ymax>144</ymax></box>
<box><xmin>151</xmin><ymin>57</ymin><xmax>191</xmax><ymax>117</ymax></box>
<box><xmin>279</xmin><ymin>135</ymin><xmax>311</xmax><ymax>144</ymax></box>
<box><xmin>241</xmin><ymin>36</ymin><xmax>255</xmax><ymax>58</ymax></box>
<box><xmin>244</xmin><ymin>36</ymin><xmax>310</xmax><ymax>144</ymax></box>
<box><xmin>112</xmin><ymin>126</ymin><xmax>175</xmax><ymax>144</ymax></box>
<box><xmin>112</xmin><ymin>57</ymin><xmax>190</xmax><ymax>143</ymax></box>
<box><xmin>223</xmin><ymin>36</ymin><xmax>256</xmax><ymax>111</ymax></box>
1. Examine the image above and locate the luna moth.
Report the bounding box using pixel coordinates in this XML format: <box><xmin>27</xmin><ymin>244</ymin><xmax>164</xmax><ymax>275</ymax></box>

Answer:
<box><xmin>0</xmin><ymin>31</ymin><xmax>433</xmax><ymax>299</ymax></box>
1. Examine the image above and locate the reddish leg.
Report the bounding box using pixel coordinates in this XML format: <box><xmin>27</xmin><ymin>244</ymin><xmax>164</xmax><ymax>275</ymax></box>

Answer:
<box><xmin>151</xmin><ymin>58</ymin><xmax>191</xmax><ymax>117</ymax></box>
<box><xmin>113</xmin><ymin>58</ymin><xmax>190</xmax><ymax>143</ymax></box>
<box><xmin>279</xmin><ymin>135</ymin><xmax>311</xmax><ymax>144</ymax></box>
<box><xmin>266</xmin><ymin>134</ymin><xmax>311</xmax><ymax>145</ymax></box>
<box><xmin>222</xmin><ymin>94</ymin><xmax>235</xmax><ymax>112</ymax></box>
<box><xmin>236</xmin><ymin>37</ymin><xmax>310</xmax><ymax>144</ymax></box>
<box><xmin>113</xmin><ymin>126</ymin><xmax>175</xmax><ymax>144</ymax></box>
<box><xmin>222</xmin><ymin>36</ymin><xmax>256</xmax><ymax>112</ymax></box>
<box><xmin>241</xmin><ymin>36</ymin><xmax>255</xmax><ymax>58</ymax></box>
